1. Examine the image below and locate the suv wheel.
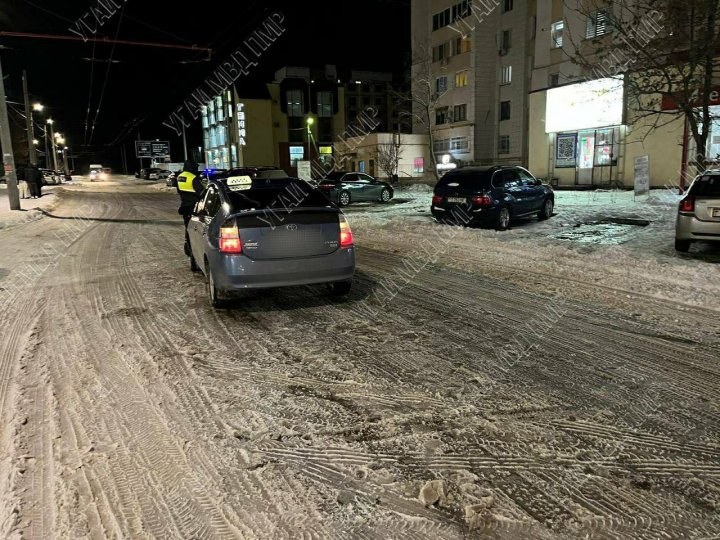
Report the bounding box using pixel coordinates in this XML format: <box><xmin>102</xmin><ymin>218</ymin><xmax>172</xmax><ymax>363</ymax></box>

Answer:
<box><xmin>379</xmin><ymin>188</ymin><xmax>392</xmax><ymax>203</ymax></box>
<box><xmin>675</xmin><ymin>239</ymin><xmax>691</xmax><ymax>252</ymax></box>
<box><xmin>538</xmin><ymin>198</ymin><xmax>554</xmax><ymax>220</ymax></box>
<box><xmin>338</xmin><ymin>190</ymin><xmax>351</xmax><ymax>207</ymax></box>
<box><xmin>495</xmin><ymin>207</ymin><xmax>511</xmax><ymax>231</ymax></box>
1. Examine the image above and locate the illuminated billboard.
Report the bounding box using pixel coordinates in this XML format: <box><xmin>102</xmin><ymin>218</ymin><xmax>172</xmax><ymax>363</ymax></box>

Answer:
<box><xmin>545</xmin><ymin>77</ymin><xmax>624</xmax><ymax>133</ymax></box>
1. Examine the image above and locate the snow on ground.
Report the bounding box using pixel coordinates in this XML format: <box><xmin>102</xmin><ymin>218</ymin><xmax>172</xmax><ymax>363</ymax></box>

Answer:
<box><xmin>0</xmin><ymin>179</ymin><xmax>718</xmax><ymax>539</ymax></box>
<box><xmin>345</xmin><ymin>186</ymin><xmax>720</xmax><ymax>318</ymax></box>
<box><xmin>0</xmin><ymin>184</ymin><xmax>61</xmax><ymax>230</ymax></box>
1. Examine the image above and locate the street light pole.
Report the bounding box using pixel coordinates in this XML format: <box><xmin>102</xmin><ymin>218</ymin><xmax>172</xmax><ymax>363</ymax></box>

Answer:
<box><xmin>0</xmin><ymin>54</ymin><xmax>20</xmax><ymax>210</ymax></box>
<box><xmin>22</xmin><ymin>70</ymin><xmax>36</xmax><ymax>166</ymax></box>
<box><xmin>44</xmin><ymin>126</ymin><xmax>50</xmax><ymax>169</ymax></box>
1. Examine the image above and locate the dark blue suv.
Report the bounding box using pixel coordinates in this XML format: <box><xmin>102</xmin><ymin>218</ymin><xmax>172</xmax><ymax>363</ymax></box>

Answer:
<box><xmin>431</xmin><ymin>166</ymin><xmax>554</xmax><ymax>230</ymax></box>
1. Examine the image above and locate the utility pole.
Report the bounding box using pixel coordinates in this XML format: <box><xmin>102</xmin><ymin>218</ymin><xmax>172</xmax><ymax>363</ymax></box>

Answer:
<box><xmin>0</xmin><ymin>55</ymin><xmax>20</xmax><ymax>210</ymax></box>
<box><xmin>182</xmin><ymin>124</ymin><xmax>188</xmax><ymax>162</ymax></box>
<box><xmin>43</xmin><ymin>125</ymin><xmax>49</xmax><ymax>169</ymax></box>
<box><xmin>48</xmin><ymin>120</ymin><xmax>59</xmax><ymax>172</ymax></box>
<box><xmin>22</xmin><ymin>70</ymin><xmax>36</xmax><ymax>165</ymax></box>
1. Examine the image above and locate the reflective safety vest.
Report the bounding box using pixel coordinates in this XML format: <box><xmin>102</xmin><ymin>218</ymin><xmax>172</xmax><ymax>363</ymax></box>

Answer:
<box><xmin>177</xmin><ymin>172</ymin><xmax>197</xmax><ymax>193</ymax></box>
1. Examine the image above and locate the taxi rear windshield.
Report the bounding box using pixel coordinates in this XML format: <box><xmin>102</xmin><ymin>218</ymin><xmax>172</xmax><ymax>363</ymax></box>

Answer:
<box><xmin>226</xmin><ymin>180</ymin><xmax>334</xmax><ymax>211</ymax></box>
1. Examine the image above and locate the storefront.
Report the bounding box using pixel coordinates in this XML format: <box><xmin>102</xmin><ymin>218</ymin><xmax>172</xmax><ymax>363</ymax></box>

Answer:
<box><xmin>536</xmin><ymin>77</ymin><xmax>625</xmax><ymax>187</ymax></box>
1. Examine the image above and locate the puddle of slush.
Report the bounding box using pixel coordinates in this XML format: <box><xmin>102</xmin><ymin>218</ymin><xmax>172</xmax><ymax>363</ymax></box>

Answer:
<box><xmin>552</xmin><ymin>222</ymin><xmax>643</xmax><ymax>245</ymax></box>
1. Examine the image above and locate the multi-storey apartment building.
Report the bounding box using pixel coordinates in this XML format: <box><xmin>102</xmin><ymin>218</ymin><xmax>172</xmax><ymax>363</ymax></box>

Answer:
<box><xmin>415</xmin><ymin>0</ymin><xmax>702</xmax><ymax>187</ymax></box>
<box><xmin>412</xmin><ymin>0</ymin><xmax>533</xmax><ymax>173</ymax></box>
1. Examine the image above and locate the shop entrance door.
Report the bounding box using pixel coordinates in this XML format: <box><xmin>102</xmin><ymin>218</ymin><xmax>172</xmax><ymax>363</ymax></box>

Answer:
<box><xmin>577</xmin><ymin>131</ymin><xmax>595</xmax><ymax>185</ymax></box>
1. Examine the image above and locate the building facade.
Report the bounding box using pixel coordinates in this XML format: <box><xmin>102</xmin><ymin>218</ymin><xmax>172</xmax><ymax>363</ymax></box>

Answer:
<box><xmin>412</xmin><ymin>0</ymin><xmax>533</xmax><ymax>173</ymax></box>
<box><xmin>335</xmin><ymin>133</ymin><xmax>431</xmax><ymax>181</ymax></box>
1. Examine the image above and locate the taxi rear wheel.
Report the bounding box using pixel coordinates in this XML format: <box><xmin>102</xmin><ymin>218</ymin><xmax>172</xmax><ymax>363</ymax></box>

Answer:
<box><xmin>206</xmin><ymin>261</ymin><xmax>227</xmax><ymax>309</ymax></box>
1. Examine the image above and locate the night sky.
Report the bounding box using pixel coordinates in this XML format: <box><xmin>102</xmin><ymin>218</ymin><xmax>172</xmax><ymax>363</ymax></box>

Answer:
<box><xmin>1</xmin><ymin>0</ymin><xmax>410</xmax><ymax>170</ymax></box>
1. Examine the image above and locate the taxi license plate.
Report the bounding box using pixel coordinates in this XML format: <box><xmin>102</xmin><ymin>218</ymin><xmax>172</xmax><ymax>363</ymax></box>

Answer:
<box><xmin>447</xmin><ymin>197</ymin><xmax>466</xmax><ymax>204</ymax></box>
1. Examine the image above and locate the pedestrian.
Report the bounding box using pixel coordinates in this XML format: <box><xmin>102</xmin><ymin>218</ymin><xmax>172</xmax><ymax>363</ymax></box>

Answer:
<box><xmin>175</xmin><ymin>161</ymin><xmax>204</xmax><ymax>256</ymax></box>
<box><xmin>16</xmin><ymin>163</ymin><xmax>29</xmax><ymax>199</ymax></box>
<box><xmin>25</xmin><ymin>163</ymin><xmax>43</xmax><ymax>199</ymax></box>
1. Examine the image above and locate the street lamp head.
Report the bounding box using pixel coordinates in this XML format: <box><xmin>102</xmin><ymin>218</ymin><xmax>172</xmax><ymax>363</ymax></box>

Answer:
<box><xmin>306</xmin><ymin>117</ymin><xmax>314</xmax><ymax>126</ymax></box>
<box><xmin>32</xmin><ymin>103</ymin><xmax>44</xmax><ymax>112</ymax></box>
<box><xmin>32</xmin><ymin>139</ymin><xmax>39</xmax><ymax>145</ymax></box>
<box><xmin>57</xmin><ymin>137</ymin><xmax>66</xmax><ymax>145</ymax></box>
<box><xmin>46</xmin><ymin>118</ymin><xmax>54</xmax><ymax>125</ymax></box>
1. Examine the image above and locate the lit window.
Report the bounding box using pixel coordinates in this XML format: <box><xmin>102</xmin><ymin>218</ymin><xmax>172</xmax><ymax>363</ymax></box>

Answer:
<box><xmin>499</xmin><ymin>135</ymin><xmax>510</xmax><ymax>154</ymax></box>
<box><xmin>501</xmin><ymin>65</ymin><xmax>512</xmax><ymax>85</ymax></box>
<box><xmin>450</xmin><ymin>136</ymin><xmax>469</xmax><ymax>151</ymax></box>
<box><xmin>289</xmin><ymin>146</ymin><xmax>304</xmax><ymax>167</ymax></box>
<box><xmin>586</xmin><ymin>8</ymin><xmax>611</xmax><ymax>39</ymax></box>
<box><xmin>500</xmin><ymin>101</ymin><xmax>511</xmax><ymax>121</ymax></box>
<box><xmin>455</xmin><ymin>70</ymin><xmax>469</xmax><ymax>88</ymax></box>
<box><xmin>551</xmin><ymin>21</ymin><xmax>564</xmax><ymax>48</ymax></box>
<box><xmin>413</xmin><ymin>157</ymin><xmax>424</xmax><ymax>174</ymax></box>
<box><xmin>453</xmin><ymin>36</ymin><xmax>472</xmax><ymax>55</ymax></box>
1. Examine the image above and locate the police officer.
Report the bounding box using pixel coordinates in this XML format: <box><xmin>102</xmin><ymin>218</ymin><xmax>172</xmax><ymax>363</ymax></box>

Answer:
<box><xmin>175</xmin><ymin>161</ymin><xmax>204</xmax><ymax>256</ymax></box>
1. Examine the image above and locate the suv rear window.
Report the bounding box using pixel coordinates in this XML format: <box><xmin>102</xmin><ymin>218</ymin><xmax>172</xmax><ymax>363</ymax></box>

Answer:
<box><xmin>437</xmin><ymin>170</ymin><xmax>493</xmax><ymax>189</ymax></box>
<box><xmin>693</xmin><ymin>175</ymin><xmax>720</xmax><ymax>197</ymax></box>
<box><xmin>226</xmin><ymin>180</ymin><xmax>334</xmax><ymax>211</ymax></box>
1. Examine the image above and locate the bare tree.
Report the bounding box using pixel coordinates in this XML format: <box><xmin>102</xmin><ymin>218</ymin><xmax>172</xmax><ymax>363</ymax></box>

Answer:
<box><xmin>376</xmin><ymin>133</ymin><xmax>403</xmax><ymax>179</ymax></box>
<box><xmin>393</xmin><ymin>41</ymin><xmax>445</xmax><ymax>181</ymax></box>
<box><xmin>566</xmin><ymin>0</ymin><xmax>720</xmax><ymax>182</ymax></box>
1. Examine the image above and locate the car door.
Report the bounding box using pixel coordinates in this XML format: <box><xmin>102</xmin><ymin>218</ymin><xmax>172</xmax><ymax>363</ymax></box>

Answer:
<box><xmin>342</xmin><ymin>174</ymin><xmax>365</xmax><ymax>201</ymax></box>
<box><xmin>358</xmin><ymin>174</ymin><xmax>381</xmax><ymax>200</ymax></box>
<box><xmin>500</xmin><ymin>169</ymin><xmax>527</xmax><ymax>213</ymax></box>
<box><xmin>517</xmin><ymin>168</ymin><xmax>545</xmax><ymax>212</ymax></box>
<box><xmin>189</xmin><ymin>189</ymin><xmax>209</xmax><ymax>265</ymax></box>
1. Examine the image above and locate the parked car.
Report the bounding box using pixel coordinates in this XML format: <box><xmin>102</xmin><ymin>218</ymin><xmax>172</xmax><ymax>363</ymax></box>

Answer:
<box><xmin>675</xmin><ymin>171</ymin><xmax>720</xmax><ymax>252</ymax></box>
<box><xmin>135</xmin><ymin>168</ymin><xmax>150</xmax><ymax>179</ymax></box>
<box><xmin>317</xmin><ymin>172</ymin><xmax>394</xmax><ymax>206</ymax></box>
<box><xmin>431</xmin><ymin>166</ymin><xmax>554</xmax><ymax>230</ymax></box>
<box><xmin>39</xmin><ymin>168</ymin><xmax>57</xmax><ymax>185</ymax></box>
<box><xmin>187</xmin><ymin>176</ymin><xmax>355</xmax><ymax>308</ymax></box>
<box><xmin>166</xmin><ymin>171</ymin><xmax>179</xmax><ymax>187</ymax></box>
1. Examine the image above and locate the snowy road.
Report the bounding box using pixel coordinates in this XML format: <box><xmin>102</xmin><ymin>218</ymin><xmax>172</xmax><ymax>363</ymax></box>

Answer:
<box><xmin>0</xmin><ymin>179</ymin><xmax>719</xmax><ymax>538</ymax></box>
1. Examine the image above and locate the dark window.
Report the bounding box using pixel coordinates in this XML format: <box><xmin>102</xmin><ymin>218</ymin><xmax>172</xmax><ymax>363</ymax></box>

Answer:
<box><xmin>499</xmin><ymin>135</ymin><xmax>510</xmax><ymax>154</ymax></box>
<box><xmin>438</xmin><ymin>169</ymin><xmax>494</xmax><ymax>189</ymax></box>
<box><xmin>500</xmin><ymin>169</ymin><xmax>521</xmax><ymax>188</ymax></box>
<box><xmin>501</xmin><ymin>30</ymin><xmax>512</xmax><ymax>51</ymax></box>
<box><xmin>286</xmin><ymin>89</ymin><xmax>304</xmax><ymax>117</ymax></box>
<box><xmin>317</xmin><ymin>91</ymin><xmax>333</xmax><ymax>117</ymax></box>
<box><xmin>453</xmin><ymin>104</ymin><xmax>467</xmax><ymax>122</ymax></box>
<box><xmin>503</xmin><ymin>0</ymin><xmax>513</xmax><ymax>13</ymax></box>
<box><xmin>227</xmin><ymin>181</ymin><xmax>333</xmax><ymax>211</ymax></box>
<box><xmin>500</xmin><ymin>101</ymin><xmax>511</xmax><ymax>121</ymax></box>
<box><xmin>694</xmin><ymin>175</ymin><xmax>720</xmax><ymax>196</ymax></box>
<box><xmin>516</xmin><ymin>169</ymin><xmax>537</xmax><ymax>186</ymax></box>
<box><xmin>436</xmin><ymin>107</ymin><xmax>449</xmax><ymax>125</ymax></box>
<box><xmin>204</xmin><ymin>188</ymin><xmax>221</xmax><ymax>216</ymax></box>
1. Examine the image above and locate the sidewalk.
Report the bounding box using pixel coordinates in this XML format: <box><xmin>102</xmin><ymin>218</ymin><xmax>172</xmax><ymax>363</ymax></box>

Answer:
<box><xmin>0</xmin><ymin>183</ymin><xmax>60</xmax><ymax>230</ymax></box>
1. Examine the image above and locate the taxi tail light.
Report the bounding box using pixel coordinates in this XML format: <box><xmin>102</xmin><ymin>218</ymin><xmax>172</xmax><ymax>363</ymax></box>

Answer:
<box><xmin>339</xmin><ymin>214</ymin><xmax>354</xmax><ymax>248</ymax></box>
<box><xmin>219</xmin><ymin>226</ymin><xmax>242</xmax><ymax>254</ymax></box>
